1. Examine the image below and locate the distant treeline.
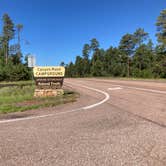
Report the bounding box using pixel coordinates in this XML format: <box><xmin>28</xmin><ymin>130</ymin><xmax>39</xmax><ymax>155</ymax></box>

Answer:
<box><xmin>0</xmin><ymin>13</ymin><xmax>31</xmax><ymax>81</ymax></box>
<box><xmin>63</xmin><ymin>9</ymin><xmax>166</xmax><ymax>78</ymax></box>
<box><xmin>1</xmin><ymin>9</ymin><xmax>166</xmax><ymax>81</ymax></box>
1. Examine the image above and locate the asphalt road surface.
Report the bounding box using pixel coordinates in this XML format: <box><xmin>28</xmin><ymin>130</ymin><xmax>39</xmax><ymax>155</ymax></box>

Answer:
<box><xmin>0</xmin><ymin>78</ymin><xmax>166</xmax><ymax>166</ymax></box>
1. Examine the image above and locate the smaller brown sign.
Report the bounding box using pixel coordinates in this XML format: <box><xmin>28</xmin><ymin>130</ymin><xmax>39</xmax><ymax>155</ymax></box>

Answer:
<box><xmin>35</xmin><ymin>77</ymin><xmax>64</xmax><ymax>89</ymax></box>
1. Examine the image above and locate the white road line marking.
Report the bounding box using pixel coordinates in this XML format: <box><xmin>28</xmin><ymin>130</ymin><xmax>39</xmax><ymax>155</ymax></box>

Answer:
<box><xmin>81</xmin><ymin>85</ymin><xmax>110</xmax><ymax>110</ymax></box>
<box><xmin>125</xmin><ymin>86</ymin><xmax>166</xmax><ymax>94</ymax></box>
<box><xmin>113</xmin><ymin>84</ymin><xmax>166</xmax><ymax>94</ymax></box>
<box><xmin>85</xmin><ymin>79</ymin><xmax>166</xmax><ymax>94</ymax></box>
<box><xmin>108</xmin><ymin>87</ymin><xmax>122</xmax><ymax>91</ymax></box>
<box><xmin>0</xmin><ymin>82</ymin><xmax>110</xmax><ymax>124</ymax></box>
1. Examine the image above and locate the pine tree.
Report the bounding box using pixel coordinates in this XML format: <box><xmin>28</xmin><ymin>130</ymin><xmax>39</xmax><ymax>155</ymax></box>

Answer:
<box><xmin>2</xmin><ymin>14</ymin><xmax>15</xmax><ymax>64</ymax></box>
<box><xmin>156</xmin><ymin>9</ymin><xmax>166</xmax><ymax>47</ymax></box>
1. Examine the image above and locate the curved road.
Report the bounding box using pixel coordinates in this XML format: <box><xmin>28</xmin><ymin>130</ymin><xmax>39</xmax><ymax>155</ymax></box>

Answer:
<box><xmin>0</xmin><ymin>78</ymin><xmax>166</xmax><ymax>165</ymax></box>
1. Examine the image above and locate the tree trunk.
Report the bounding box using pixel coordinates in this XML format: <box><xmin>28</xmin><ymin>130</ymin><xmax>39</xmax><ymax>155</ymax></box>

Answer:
<box><xmin>5</xmin><ymin>43</ymin><xmax>8</xmax><ymax>64</ymax></box>
<box><xmin>18</xmin><ymin>31</ymin><xmax>21</xmax><ymax>60</ymax></box>
<box><xmin>127</xmin><ymin>57</ymin><xmax>130</xmax><ymax>77</ymax></box>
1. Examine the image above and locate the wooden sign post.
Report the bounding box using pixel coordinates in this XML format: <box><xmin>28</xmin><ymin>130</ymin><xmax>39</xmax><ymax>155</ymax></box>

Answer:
<box><xmin>33</xmin><ymin>66</ymin><xmax>65</xmax><ymax>97</ymax></box>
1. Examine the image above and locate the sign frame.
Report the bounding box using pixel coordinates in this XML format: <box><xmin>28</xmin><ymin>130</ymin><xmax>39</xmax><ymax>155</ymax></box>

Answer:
<box><xmin>33</xmin><ymin>66</ymin><xmax>65</xmax><ymax>89</ymax></box>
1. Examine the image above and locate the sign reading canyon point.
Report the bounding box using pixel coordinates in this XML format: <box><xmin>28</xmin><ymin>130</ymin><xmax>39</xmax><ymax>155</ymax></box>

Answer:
<box><xmin>33</xmin><ymin>66</ymin><xmax>65</xmax><ymax>89</ymax></box>
<box><xmin>33</xmin><ymin>66</ymin><xmax>65</xmax><ymax>77</ymax></box>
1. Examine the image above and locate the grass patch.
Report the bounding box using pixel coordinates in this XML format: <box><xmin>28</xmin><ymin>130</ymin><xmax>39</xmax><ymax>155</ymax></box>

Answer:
<box><xmin>0</xmin><ymin>80</ymin><xmax>34</xmax><ymax>85</ymax></box>
<box><xmin>0</xmin><ymin>84</ymin><xmax>78</xmax><ymax>114</ymax></box>
<box><xmin>0</xmin><ymin>80</ymin><xmax>34</xmax><ymax>88</ymax></box>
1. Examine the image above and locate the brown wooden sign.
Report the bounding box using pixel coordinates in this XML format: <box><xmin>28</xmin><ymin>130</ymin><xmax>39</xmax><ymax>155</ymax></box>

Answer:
<box><xmin>35</xmin><ymin>77</ymin><xmax>64</xmax><ymax>89</ymax></box>
<box><xmin>33</xmin><ymin>66</ymin><xmax>65</xmax><ymax>89</ymax></box>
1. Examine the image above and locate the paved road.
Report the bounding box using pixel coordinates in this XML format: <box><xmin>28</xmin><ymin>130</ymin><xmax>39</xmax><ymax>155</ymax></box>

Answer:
<box><xmin>0</xmin><ymin>78</ymin><xmax>166</xmax><ymax>165</ymax></box>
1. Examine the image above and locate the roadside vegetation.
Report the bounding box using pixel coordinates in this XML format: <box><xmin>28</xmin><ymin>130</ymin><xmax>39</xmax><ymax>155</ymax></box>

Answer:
<box><xmin>64</xmin><ymin>9</ymin><xmax>166</xmax><ymax>79</ymax></box>
<box><xmin>0</xmin><ymin>82</ymin><xmax>78</xmax><ymax>114</ymax></box>
<box><xmin>0</xmin><ymin>14</ymin><xmax>79</xmax><ymax>114</ymax></box>
<box><xmin>0</xmin><ymin>13</ymin><xmax>31</xmax><ymax>82</ymax></box>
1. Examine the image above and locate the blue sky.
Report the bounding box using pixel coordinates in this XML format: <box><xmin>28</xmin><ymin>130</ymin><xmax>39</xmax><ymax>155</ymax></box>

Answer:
<box><xmin>0</xmin><ymin>0</ymin><xmax>165</xmax><ymax>66</ymax></box>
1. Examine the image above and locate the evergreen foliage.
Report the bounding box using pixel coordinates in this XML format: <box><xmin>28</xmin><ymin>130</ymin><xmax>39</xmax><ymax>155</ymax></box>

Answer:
<box><xmin>0</xmin><ymin>14</ymin><xmax>31</xmax><ymax>81</ymax></box>
<box><xmin>64</xmin><ymin>9</ymin><xmax>166</xmax><ymax>79</ymax></box>
<box><xmin>1</xmin><ymin>9</ymin><xmax>166</xmax><ymax>81</ymax></box>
